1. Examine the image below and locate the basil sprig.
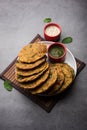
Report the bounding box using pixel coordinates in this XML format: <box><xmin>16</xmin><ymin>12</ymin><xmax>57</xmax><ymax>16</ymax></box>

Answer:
<box><xmin>4</xmin><ymin>80</ymin><xmax>13</xmax><ymax>91</ymax></box>
<box><xmin>62</xmin><ymin>37</ymin><xmax>73</xmax><ymax>44</ymax></box>
<box><xmin>43</xmin><ymin>18</ymin><xmax>52</xmax><ymax>23</ymax></box>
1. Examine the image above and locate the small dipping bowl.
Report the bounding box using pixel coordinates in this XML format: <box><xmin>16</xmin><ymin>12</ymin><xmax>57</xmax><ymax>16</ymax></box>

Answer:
<box><xmin>48</xmin><ymin>42</ymin><xmax>66</xmax><ymax>63</ymax></box>
<box><xmin>44</xmin><ymin>23</ymin><xmax>62</xmax><ymax>41</ymax></box>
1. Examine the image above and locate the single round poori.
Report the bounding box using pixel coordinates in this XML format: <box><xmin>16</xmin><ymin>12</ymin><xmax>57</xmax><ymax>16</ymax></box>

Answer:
<box><xmin>18</xmin><ymin>43</ymin><xmax>47</xmax><ymax>63</ymax></box>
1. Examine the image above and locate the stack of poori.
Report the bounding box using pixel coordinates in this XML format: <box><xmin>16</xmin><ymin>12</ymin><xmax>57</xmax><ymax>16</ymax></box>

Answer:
<box><xmin>15</xmin><ymin>42</ymin><xmax>75</xmax><ymax>96</ymax></box>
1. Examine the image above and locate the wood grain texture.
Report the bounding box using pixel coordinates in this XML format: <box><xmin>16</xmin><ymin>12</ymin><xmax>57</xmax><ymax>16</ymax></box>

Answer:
<box><xmin>0</xmin><ymin>34</ymin><xmax>86</xmax><ymax>112</ymax></box>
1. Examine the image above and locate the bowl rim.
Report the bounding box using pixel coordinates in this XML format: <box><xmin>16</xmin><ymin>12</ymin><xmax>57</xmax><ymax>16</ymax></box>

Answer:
<box><xmin>44</xmin><ymin>22</ymin><xmax>62</xmax><ymax>38</ymax></box>
<box><xmin>48</xmin><ymin>42</ymin><xmax>66</xmax><ymax>60</ymax></box>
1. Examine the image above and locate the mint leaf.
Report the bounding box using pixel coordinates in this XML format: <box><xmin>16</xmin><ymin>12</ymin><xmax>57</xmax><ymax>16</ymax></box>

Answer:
<box><xmin>62</xmin><ymin>37</ymin><xmax>73</xmax><ymax>44</ymax></box>
<box><xmin>4</xmin><ymin>81</ymin><xmax>13</xmax><ymax>91</ymax></box>
<box><xmin>43</xmin><ymin>18</ymin><xmax>52</xmax><ymax>23</ymax></box>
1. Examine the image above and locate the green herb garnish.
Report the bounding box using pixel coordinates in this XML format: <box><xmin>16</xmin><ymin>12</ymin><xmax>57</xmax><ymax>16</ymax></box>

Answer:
<box><xmin>4</xmin><ymin>81</ymin><xmax>13</xmax><ymax>91</ymax></box>
<box><xmin>62</xmin><ymin>37</ymin><xmax>73</xmax><ymax>44</ymax></box>
<box><xmin>18</xmin><ymin>75</ymin><xmax>24</xmax><ymax>79</ymax></box>
<box><xmin>43</xmin><ymin>18</ymin><xmax>52</xmax><ymax>23</ymax></box>
<box><xmin>29</xmin><ymin>44</ymin><xmax>32</xmax><ymax>48</ymax></box>
<box><xmin>49</xmin><ymin>46</ymin><xmax>64</xmax><ymax>58</ymax></box>
<box><xmin>49</xmin><ymin>72</ymin><xmax>52</xmax><ymax>78</ymax></box>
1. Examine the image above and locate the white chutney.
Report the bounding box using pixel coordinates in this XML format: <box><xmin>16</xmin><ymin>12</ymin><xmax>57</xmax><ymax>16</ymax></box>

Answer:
<box><xmin>45</xmin><ymin>25</ymin><xmax>60</xmax><ymax>37</ymax></box>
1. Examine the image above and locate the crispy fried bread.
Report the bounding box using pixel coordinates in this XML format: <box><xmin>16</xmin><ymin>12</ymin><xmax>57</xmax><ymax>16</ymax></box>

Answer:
<box><xmin>30</xmin><ymin>66</ymin><xmax>57</xmax><ymax>94</ymax></box>
<box><xmin>16</xmin><ymin>61</ymin><xmax>48</xmax><ymax>77</ymax></box>
<box><xmin>15</xmin><ymin>42</ymin><xmax>75</xmax><ymax>96</ymax></box>
<box><xmin>54</xmin><ymin>63</ymin><xmax>74</xmax><ymax>94</ymax></box>
<box><xmin>47</xmin><ymin>66</ymin><xmax>65</xmax><ymax>95</ymax></box>
<box><xmin>15</xmin><ymin>62</ymin><xmax>49</xmax><ymax>83</ymax></box>
<box><xmin>18</xmin><ymin>43</ymin><xmax>47</xmax><ymax>63</ymax></box>
<box><xmin>19</xmin><ymin>69</ymin><xmax>50</xmax><ymax>89</ymax></box>
<box><xmin>16</xmin><ymin>56</ymin><xmax>46</xmax><ymax>70</ymax></box>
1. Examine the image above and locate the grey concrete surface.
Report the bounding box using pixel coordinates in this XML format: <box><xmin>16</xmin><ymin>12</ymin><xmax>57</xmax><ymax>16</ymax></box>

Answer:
<box><xmin>0</xmin><ymin>0</ymin><xmax>87</xmax><ymax>130</ymax></box>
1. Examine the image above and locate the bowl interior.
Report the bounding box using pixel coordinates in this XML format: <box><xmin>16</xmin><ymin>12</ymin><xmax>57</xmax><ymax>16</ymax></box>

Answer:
<box><xmin>48</xmin><ymin>43</ymin><xmax>66</xmax><ymax>59</ymax></box>
<box><xmin>44</xmin><ymin>23</ymin><xmax>62</xmax><ymax>38</ymax></box>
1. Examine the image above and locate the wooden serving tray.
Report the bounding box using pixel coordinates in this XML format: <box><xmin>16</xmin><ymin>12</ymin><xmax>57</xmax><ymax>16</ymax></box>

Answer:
<box><xmin>0</xmin><ymin>34</ymin><xmax>86</xmax><ymax>112</ymax></box>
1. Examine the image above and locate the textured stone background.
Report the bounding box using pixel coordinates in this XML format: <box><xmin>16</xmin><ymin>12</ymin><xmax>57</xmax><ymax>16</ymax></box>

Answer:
<box><xmin>0</xmin><ymin>0</ymin><xmax>87</xmax><ymax>130</ymax></box>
